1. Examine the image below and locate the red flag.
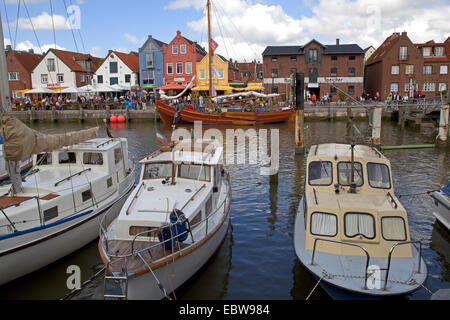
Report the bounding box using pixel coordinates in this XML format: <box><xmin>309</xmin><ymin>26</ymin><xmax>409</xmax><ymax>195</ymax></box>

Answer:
<box><xmin>210</xmin><ymin>38</ymin><xmax>219</xmax><ymax>54</ymax></box>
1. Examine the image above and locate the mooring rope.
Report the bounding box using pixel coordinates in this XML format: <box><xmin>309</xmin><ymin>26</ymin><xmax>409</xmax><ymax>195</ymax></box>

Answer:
<box><xmin>60</xmin><ymin>265</ymin><xmax>106</xmax><ymax>300</ymax></box>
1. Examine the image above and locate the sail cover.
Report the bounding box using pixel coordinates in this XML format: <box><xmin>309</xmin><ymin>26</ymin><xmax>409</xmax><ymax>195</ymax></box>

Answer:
<box><xmin>0</xmin><ymin>113</ymin><xmax>98</xmax><ymax>161</ymax></box>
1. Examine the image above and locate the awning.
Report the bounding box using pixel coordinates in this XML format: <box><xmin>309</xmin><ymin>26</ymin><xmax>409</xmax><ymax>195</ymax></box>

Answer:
<box><xmin>155</xmin><ymin>83</ymin><xmax>186</xmax><ymax>90</ymax></box>
<box><xmin>14</xmin><ymin>89</ymin><xmax>30</xmax><ymax>94</ymax></box>
<box><xmin>214</xmin><ymin>85</ymin><xmax>234</xmax><ymax>91</ymax></box>
<box><xmin>27</xmin><ymin>88</ymin><xmax>57</xmax><ymax>94</ymax></box>
<box><xmin>191</xmin><ymin>86</ymin><xmax>209</xmax><ymax>91</ymax></box>
<box><xmin>233</xmin><ymin>85</ymin><xmax>265</xmax><ymax>91</ymax></box>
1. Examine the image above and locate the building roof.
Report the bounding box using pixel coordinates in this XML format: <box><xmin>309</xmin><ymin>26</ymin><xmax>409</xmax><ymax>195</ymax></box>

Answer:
<box><xmin>182</xmin><ymin>36</ymin><xmax>207</xmax><ymax>56</ymax></box>
<box><xmin>110</xmin><ymin>51</ymin><xmax>140</xmax><ymax>72</ymax></box>
<box><xmin>262</xmin><ymin>43</ymin><xmax>364</xmax><ymax>56</ymax></box>
<box><xmin>139</xmin><ymin>35</ymin><xmax>167</xmax><ymax>51</ymax></box>
<box><xmin>6</xmin><ymin>50</ymin><xmax>42</xmax><ymax>72</ymax></box>
<box><xmin>365</xmin><ymin>33</ymin><xmax>401</xmax><ymax>65</ymax></box>
<box><xmin>324</xmin><ymin>44</ymin><xmax>364</xmax><ymax>54</ymax></box>
<box><xmin>46</xmin><ymin>49</ymin><xmax>101</xmax><ymax>72</ymax></box>
<box><xmin>262</xmin><ymin>46</ymin><xmax>303</xmax><ymax>56</ymax></box>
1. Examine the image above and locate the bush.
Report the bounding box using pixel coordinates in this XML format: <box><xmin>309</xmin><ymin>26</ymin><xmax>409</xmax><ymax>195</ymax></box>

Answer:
<box><xmin>339</xmin><ymin>91</ymin><xmax>346</xmax><ymax>102</ymax></box>
<box><xmin>273</xmin><ymin>99</ymin><xmax>278</xmax><ymax>105</ymax></box>
<box><xmin>281</xmin><ymin>93</ymin><xmax>286</xmax><ymax>101</ymax></box>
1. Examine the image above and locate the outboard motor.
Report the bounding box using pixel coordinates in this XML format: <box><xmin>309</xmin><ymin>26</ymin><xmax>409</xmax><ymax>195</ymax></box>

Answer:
<box><xmin>157</xmin><ymin>209</ymin><xmax>189</xmax><ymax>250</ymax></box>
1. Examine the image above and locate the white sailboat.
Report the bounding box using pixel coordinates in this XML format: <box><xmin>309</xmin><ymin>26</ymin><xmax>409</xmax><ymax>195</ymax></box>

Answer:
<box><xmin>99</xmin><ymin>139</ymin><xmax>232</xmax><ymax>299</ymax></box>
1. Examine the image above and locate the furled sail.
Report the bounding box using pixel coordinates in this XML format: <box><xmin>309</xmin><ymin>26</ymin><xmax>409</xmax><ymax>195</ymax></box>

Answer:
<box><xmin>0</xmin><ymin>113</ymin><xmax>98</xmax><ymax>161</ymax></box>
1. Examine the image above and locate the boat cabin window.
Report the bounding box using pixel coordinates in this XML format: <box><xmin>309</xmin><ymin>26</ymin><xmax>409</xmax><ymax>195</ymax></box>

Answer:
<box><xmin>338</xmin><ymin>162</ymin><xmax>363</xmax><ymax>186</ymax></box>
<box><xmin>179</xmin><ymin>163</ymin><xmax>210</xmax><ymax>182</ymax></box>
<box><xmin>83</xmin><ymin>152</ymin><xmax>103</xmax><ymax>165</ymax></box>
<box><xmin>43</xmin><ymin>206</ymin><xmax>58</xmax><ymax>222</ymax></box>
<box><xmin>114</xmin><ymin>148</ymin><xmax>123</xmax><ymax>165</ymax></box>
<box><xmin>37</xmin><ymin>153</ymin><xmax>52</xmax><ymax>165</ymax></box>
<box><xmin>58</xmin><ymin>152</ymin><xmax>76</xmax><ymax>164</ymax></box>
<box><xmin>310</xmin><ymin>212</ymin><xmax>337</xmax><ymax>237</ymax></box>
<box><xmin>82</xmin><ymin>189</ymin><xmax>92</xmax><ymax>202</ymax></box>
<box><xmin>143</xmin><ymin>162</ymin><xmax>172</xmax><ymax>180</ymax></box>
<box><xmin>308</xmin><ymin>161</ymin><xmax>332</xmax><ymax>186</ymax></box>
<box><xmin>190</xmin><ymin>210</ymin><xmax>202</xmax><ymax>227</ymax></box>
<box><xmin>381</xmin><ymin>217</ymin><xmax>406</xmax><ymax>241</ymax></box>
<box><xmin>344</xmin><ymin>212</ymin><xmax>375</xmax><ymax>239</ymax></box>
<box><xmin>367</xmin><ymin>163</ymin><xmax>391</xmax><ymax>189</ymax></box>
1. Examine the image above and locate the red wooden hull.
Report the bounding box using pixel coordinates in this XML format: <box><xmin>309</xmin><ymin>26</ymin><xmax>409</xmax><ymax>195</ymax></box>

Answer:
<box><xmin>155</xmin><ymin>100</ymin><xmax>293</xmax><ymax>125</ymax></box>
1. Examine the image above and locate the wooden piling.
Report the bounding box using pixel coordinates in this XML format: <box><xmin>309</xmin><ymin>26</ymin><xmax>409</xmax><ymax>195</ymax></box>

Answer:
<box><xmin>437</xmin><ymin>104</ymin><xmax>449</xmax><ymax>145</ymax></box>
<box><xmin>294</xmin><ymin>73</ymin><xmax>305</xmax><ymax>154</ymax></box>
<box><xmin>346</xmin><ymin>106</ymin><xmax>352</xmax><ymax>142</ymax></box>
<box><xmin>371</xmin><ymin>106</ymin><xmax>382</xmax><ymax>147</ymax></box>
<box><xmin>79</xmin><ymin>106</ymin><xmax>85</xmax><ymax>122</ymax></box>
<box><xmin>126</xmin><ymin>106</ymin><xmax>131</xmax><ymax>121</ymax></box>
<box><xmin>30</xmin><ymin>107</ymin><xmax>37</xmax><ymax>121</ymax></box>
<box><xmin>398</xmin><ymin>104</ymin><xmax>406</xmax><ymax>129</ymax></box>
<box><xmin>105</xmin><ymin>105</ymin><xmax>111</xmax><ymax>121</ymax></box>
<box><xmin>51</xmin><ymin>106</ymin><xmax>58</xmax><ymax>122</ymax></box>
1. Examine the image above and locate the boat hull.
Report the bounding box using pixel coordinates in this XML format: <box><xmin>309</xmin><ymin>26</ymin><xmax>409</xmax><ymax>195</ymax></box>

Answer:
<box><xmin>0</xmin><ymin>173</ymin><xmax>134</xmax><ymax>286</ymax></box>
<box><xmin>294</xmin><ymin>196</ymin><xmax>428</xmax><ymax>299</ymax></box>
<box><xmin>430</xmin><ymin>190</ymin><xmax>450</xmax><ymax>231</ymax></box>
<box><xmin>155</xmin><ymin>100</ymin><xmax>292</xmax><ymax>125</ymax></box>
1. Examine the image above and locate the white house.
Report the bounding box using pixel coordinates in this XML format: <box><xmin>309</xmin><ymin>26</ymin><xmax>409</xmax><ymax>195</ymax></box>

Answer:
<box><xmin>31</xmin><ymin>49</ymin><xmax>101</xmax><ymax>89</ymax></box>
<box><xmin>93</xmin><ymin>50</ymin><xmax>140</xmax><ymax>89</ymax></box>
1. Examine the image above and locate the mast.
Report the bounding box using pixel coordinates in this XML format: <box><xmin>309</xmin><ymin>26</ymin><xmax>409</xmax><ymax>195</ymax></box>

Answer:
<box><xmin>207</xmin><ymin>0</ymin><xmax>213</xmax><ymax>111</ymax></box>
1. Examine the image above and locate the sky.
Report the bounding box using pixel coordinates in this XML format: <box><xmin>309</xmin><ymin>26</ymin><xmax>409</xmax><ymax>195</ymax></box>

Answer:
<box><xmin>1</xmin><ymin>0</ymin><xmax>449</xmax><ymax>62</ymax></box>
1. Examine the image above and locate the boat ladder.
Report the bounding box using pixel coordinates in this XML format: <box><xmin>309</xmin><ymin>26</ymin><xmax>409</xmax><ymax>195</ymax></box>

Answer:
<box><xmin>103</xmin><ymin>258</ymin><xmax>129</xmax><ymax>300</ymax></box>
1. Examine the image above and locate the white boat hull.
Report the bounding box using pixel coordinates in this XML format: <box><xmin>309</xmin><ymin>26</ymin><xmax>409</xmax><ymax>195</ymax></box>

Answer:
<box><xmin>126</xmin><ymin>212</ymin><xmax>230</xmax><ymax>300</ymax></box>
<box><xmin>430</xmin><ymin>190</ymin><xmax>450</xmax><ymax>231</ymax></box>
<box><xmin>0</xmin><ymin>177</ymin><xmax>134</xmax><ymax>286</ymax></box>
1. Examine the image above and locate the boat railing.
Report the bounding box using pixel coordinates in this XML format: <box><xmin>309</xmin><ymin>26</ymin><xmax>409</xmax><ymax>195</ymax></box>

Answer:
<box><xmin>384</xmin><ymin>240</ymin><xmax>423</xmax><ymax>290</ymax></box>
<box><xmin>311</xmin><ymin>237</ymin><xmax>371</xmax><ymax>289</ymax></box>
<box><xmin>54</xmin><ymin>168</ymin><xmax>92</xmax><ymax>187</ymax></box>
<box><xmin>99</xmin><ymin>171</ymin><xmax>231</xmax><ymax>263</ymax></box>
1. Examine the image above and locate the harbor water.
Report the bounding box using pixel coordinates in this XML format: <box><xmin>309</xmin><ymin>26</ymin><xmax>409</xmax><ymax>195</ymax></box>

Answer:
<box><xmin>0</xmin><ymin>118</ymin><xmax>448</xmax><ymax>300</ymax></box>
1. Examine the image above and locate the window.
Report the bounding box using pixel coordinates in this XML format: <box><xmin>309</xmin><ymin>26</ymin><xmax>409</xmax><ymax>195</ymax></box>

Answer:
<box><xmin>405</xmin><ymin>65</ymin><xmax>414</xmax><ymax>75</ymax></box>
<box><xmin>125</xmin><ymin>74</ymin><xmax>131</xmax><ymax>83</ymax></box>
<box><xmin>439</xmin><ymin>83</ymin><xmax>447</xmax><ymax>92</ymax></box>
<box><xmin>391</xmin><ymin>65</ymin><xmax>399</xmax><ymax>75</ymax></box>
<box><xmin>47</xmin><ymin>58</ymin><xmax>55</xmax><ymax>72</ymax></box>
<box><xmin>97</xmin><ymin>75</ymin><xmax>103</xmax><ymax>84</ymax></box>
<box><xmin>43</xmin><ymin>206</ymin><xmax>58</xmax><ymax>222</ymax></box>
<box><xmin>218</xmin><ymin>69</ymin><xmax>224</xmax><ymax>79</ymax></box>
<box><xmin>80</xmin><ymin>74</ymin><xmax>85</xmax><ymax>83</ymax></box>
<box><xmin>271</xmin><ymin>69</ymin><xmax>278</xmax><ymax>77</ymax></box>
<box><xmin>344</xmin><ymin>213</ymin><xmax>375</xmax><ymax>239</ymax></box>
<box><xmin>290</xmin><ymin>56</ymin><xmax>297</xmax><ymax>61</ymax></box>
<box><xmin>179</xmin><ymin>164</ymin><xmax>210</xmax><ymax>182</ymax></box>
<box><xmin>348</xmin><ymin>85</ymin><xmax>355</xmax><ymax>94</ymax></box>
<box><xmin>176</xmin><ymin>62</ymin><xmax>183</xmax><ymax>74</ymax></box>
<box><xmin>146</xmin><ymin>53</ymin><xmax>153</xmax><ymax>67</ymax></box>
<box><xmin>308</xmin><ymin>161</ymin><xmax>332</xmax><ymax>186</ymax></box>
<box><xmin>331</xmin><ymin>55</ymin><xmax>337</xmax><ymax>61</ymax></box>
<box><xmin>422</xmin><ymin>47</ymin><xmax>431</xmax><ymax>57</ymax></box>
<box><xmin>106</xmin><ymin>177</ymin><xmax>113</xmax><ymax>188</ymax></box>
<box><xmin>185</xmin><ymin>62</ymin><xmax>192</xmax><ymax>75</ymax></box>
<box><xmin>435</xmin><ymin>47</ymin><xmax>444</xmax><ymax>57</ymax></box>
<box><xmin>114</xmin><ymin>148</ymin><xmax>123</xmax><ymax>164</ymax></box>
<box><xmin>309</xmin><ymin>67</ymin><xmax>318</xmax><ymax>83</ymax></box>
<box><xmin>367</xmin><ymin>163</ymin><xmax>391</xmax><ymax>189</ymax></box>
<box><xmin>381</xmin><ymin>217</ymin><xmax>406</xmax><ymax>241</ymax></box>
<box><xmin>8</xmin><ymin>72</ymin><xmax>19</xmax><ymax>81</ymax></box>
<box><xmin>290</xmin><ymin>68</ymin><xmax>297</xmax><ymax>75</ymax></box>
<box><xmin>399</xmin><ymin>46</ymin><xmax>407</xmax><ymax>60</ymax></box>
<box><xmin>190</xmin><ymin>210</ymin><xmax>202</xmax><ymax>226</ymax></box>
<box><xmin>167</xmin><ymin>63</ymin><xmax>173</xmax><ymax>74</ymax></box>
<box><xmin>57</xmin><ymin>74</ymin><xmax>64</xmax><ymax>83</ymax></box>
<box><xmin>423</xmin><ymin>65</ymin><xmax>432</xmax><ymax>74</ymax></box>
<box><xmin>58</xmin><ymin>152</ymin><xmax>76</xmax><ymax>164</ymax></box>
<box><xmin>129</xmin><ymin>226</ymin><xmax>157</xmax><ymax>238</ymax></box>
<box><xmin>37</xmin><ymin>153</ymin><xmax>52</xmax><ymax>165</ymax></box>
<box><xmin>390</xmin><ymin>82</ymin><xmax>399</xmax><ymax>92</ymax></box>
<box><xmin>330</xmin><ymin>67</ymin><xmax>337</xmax><ymax>77</ymax></box>
<box><xmin>310</xmin><ymin>212</ymin><xmax>337</xmax><ymax>237</ymax></box>
<box><xmin>330</xmin><ymin>86</ymin><xmax>337</xmax><ymax>94</ymax></box>
<box><xmin>199</xmin><ymin>69</ymin><xmax>205</xmax><ymax>79</ymax></box>
<box><xmin>271</xmin><ymin>57</ymin><xmax>277</xmax><ymax>62</ymax></box>
<box><xmin>206</xmin><ymin>196</ymin><xmax>213</xmax><ymax>217</ymax></box>
<box><xmin>349</xmin><ymin>55</ymin><xmax>355</xmax><ymax>60</ymax></box>
<box><xmin>180</xmin><ymin>44</ymin><xmax>186</xmax><ymax>54</ymax></box>
<box><xmin>82</xmin><ymin>189</ymin><xmax>92</xmax><ymax>202</ymax></box>
<box><xmin>405</xmin><ymin>83</ymin><xmax>412</xmax><ymax>92</ymax></box>
<box><xmin>143</xmin><ymin>162</ymin><xmax>172</xmax><ymax>179</ymax></box>
<box><xmin>41</xmin><ymin>74</ymin><xmax>48</xmax><ymax>84</ymax></box>
<box><xmin>142</xmin><ymin>70</ymin><xmax>154</xmax><ymax>85</ymax></box>
<box><xmin>109</xmin><ymin>77</ymin><xmax>118</xmax><ymax>85</ymax></box>
<box><xmin>440</xmin><ymin>65</ymin><xmax>448</xmax><ymax>74</ymax></box>
<box><xmin>423</xmin><ymin>82</ymin><xmax>436</xmax><ymax>92</ymax></box>
<box><xmin>172</xmin><ymin>45</ymin><xmax>178</xmax><ymax>55</ymax></box>
<box><xmin>110</xmin><ymin>62</ymin><xmax>118</xmax><ymax>73</ymax></box>
<box><xmin>308</xmin><ymin>49</ymin><xmax>318</xmax><ymax>62</ymax></box>
<box><xmin>271</xmin><ymin>86</ymin><xmax>278</xmax><ymax>94</ymax></box>
<box><xmin>338</xmin><ymin>162</ymin><xmax>363</xmax><ymax>186</ymax></box>
<box><xmin>348</xmin><ymin>67</ymin><xmax>355</xmax><ymax>76</ymax></box>
<box><xmin>83</xmin><ymin>152</ymin><xmax>103</xmax><ymax>165</ymax></box>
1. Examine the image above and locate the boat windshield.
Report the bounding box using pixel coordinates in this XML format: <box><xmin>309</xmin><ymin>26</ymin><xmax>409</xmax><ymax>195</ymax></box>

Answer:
<box><xmin>308</xmin><ymin>161</ymin><xmax>332</xmax><ymax>186</ymax></box>
<box><xmin>179</xmin><ymin>163</ymin><xmax>210</xmax><ymax>182</ymax></box>
<box><xmin>338</xmin><ymin>162</ymin><xmax>363</xmax><ymax>186</ymax></box>
<box><xmin>143</xmin><ymin>162</ymin><xmax>172</xmax><ymax>180</ymax></box>
<box><xmin>367</xmin><ymin>163</ymin><xmax>391</xmax><ymax>189</ymax></box>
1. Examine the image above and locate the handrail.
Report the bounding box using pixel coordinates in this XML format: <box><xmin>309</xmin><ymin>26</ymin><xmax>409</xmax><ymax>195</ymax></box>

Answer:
<box><xmin>126</xmin><ymin>182</ymin><xmax>144</xmax><ymax>215</ymax></box>
<box><xmin>311</xmin><ymin>237</ymin><xmax>371</xmax><ymax>289</ymax></box>
<box><xmin>386</xmin><ymin>192</ymin><xmax>398</xmax><ymax>209</ymax></box>
<box><xmin>54</xmin><ymin>168</ymin><xmax>92</xmax><ymax>187</ymax></box>
<box><xmin>384</xmin><ymin>240</ymin><xmax>423</xmax><ymax>290</ymax></box>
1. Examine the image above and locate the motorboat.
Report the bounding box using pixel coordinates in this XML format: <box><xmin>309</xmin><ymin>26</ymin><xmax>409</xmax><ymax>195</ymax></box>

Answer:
<box><xmin>430</xmin><ymin>182</ymin><xmax>450</xmax><ymax>231</ymax></box>
<box><xmin>294</xmin><ymin>143</ymin><xmax>427</xmax><ymax>298</ymax></box>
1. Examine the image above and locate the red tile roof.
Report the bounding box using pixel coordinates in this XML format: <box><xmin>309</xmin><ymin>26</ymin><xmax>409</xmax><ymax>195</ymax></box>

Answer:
<box><xmin>7</xmin><ymin>50</ymin><xmax>42</xmax><ymax>72</ymax></box>
<box><xmin>50</xmin><ymin>49</ymin><xmax>101</xmax><ymax>72</ymax></box>
<box><xmin>111</xmin><ymin>51</ymin><xmax>140</xmax><ymax>73</ymax></box>
<box><xmin>366</xmin><ymin>33</ymin><xmax>400</xmax><ymax>65</ymax></box>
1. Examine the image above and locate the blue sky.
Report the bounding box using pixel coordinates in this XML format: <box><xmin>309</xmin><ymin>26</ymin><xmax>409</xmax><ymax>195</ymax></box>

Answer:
<box><xmin>1</xmin><ymin>0</ymin><xmax>449</xmax><ymax>61</ymax></box>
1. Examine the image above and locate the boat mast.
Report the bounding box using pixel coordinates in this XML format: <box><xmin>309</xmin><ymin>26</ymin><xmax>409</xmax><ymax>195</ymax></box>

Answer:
<box><xmin>0</xmin><ymin>13</ymin><xmax>12</xmax><ymax>113</ymax></box>
<box><xmin>207</xmin><ymin>0</ymin><xmax>213</xmax><ymax>111</ymax></box>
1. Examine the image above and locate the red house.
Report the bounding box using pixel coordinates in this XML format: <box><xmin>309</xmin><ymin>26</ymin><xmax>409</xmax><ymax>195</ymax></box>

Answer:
<box><xmin>5</xmin><ymin>48</ymin><xmax>42</xmax><ymax>98</ymax></box>
<box><xmin>163</xmin><ymin>30</ymin><xmax>207</xmax><ymax>86</ymax></box>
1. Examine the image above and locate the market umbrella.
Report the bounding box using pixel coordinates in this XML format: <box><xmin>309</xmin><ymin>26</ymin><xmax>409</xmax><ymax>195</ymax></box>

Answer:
<box><xmin>58</xmin><ymin>86</ymin><xmax>87</xmax><ymax>94</ymax></box>
<box><xmin>27</xmin><ymin>88</ymin><xmax>56</xmax><ymax>94</ymax></box>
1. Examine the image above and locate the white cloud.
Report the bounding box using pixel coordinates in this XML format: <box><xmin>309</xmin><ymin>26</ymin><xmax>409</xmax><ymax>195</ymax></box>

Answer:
<box><xmin>89</xmin><ymin>46</ymin><xmax>104</xmax><ymax>58</ymax></box>
<box><xmin>5</xmin><ymin>38</ymin><xmax>65</xmax><ymax>54</ymax></box>
<box><xmin>12</xmin><ymin>12</ymin><xmax>72</xmax><ymax>30</ymax></box>
<box><xmin>124</xmin><ymin>33</ymin><xmax>143</xmax><ymax>45</ymax></box>
<box><xmin>166</xmin><ymin>0</ymin><xmax>450</xmax><ymax>61</ymax></box>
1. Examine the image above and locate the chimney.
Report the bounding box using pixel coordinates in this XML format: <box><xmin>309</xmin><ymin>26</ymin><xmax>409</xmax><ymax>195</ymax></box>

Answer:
<box><xmin>401</xmin><ymin>31</ymin><xmax>407</xmax><ymax>37</ymax></box>
<box><xmin>28</xmin><ymin>48</ymin><xmax>34</xmax><ymax>54</ymax></box>
<box><xmin>336</xmin><ymin>38</ymin><xmax>340</xmax><ymax>45</ymax></box>
<box><xmin>5</xmin><ymin>44</ymin><xmax>12</xmax><ymax>52</ymax></box>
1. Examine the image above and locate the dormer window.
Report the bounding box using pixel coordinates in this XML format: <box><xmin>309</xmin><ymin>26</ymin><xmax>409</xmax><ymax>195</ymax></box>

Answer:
<box><xmin>435</xmin><ymin>47</ymin><xmax>444</xmax><ymax>57</ymax></box>
<box><xmin>422</xmin><ymin>47</ymin><xmax>431</xmax><ymax>57</ymax></box>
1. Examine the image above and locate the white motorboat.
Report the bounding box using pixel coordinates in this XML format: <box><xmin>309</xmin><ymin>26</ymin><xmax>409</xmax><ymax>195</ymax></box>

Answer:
<box><xmin>99</xmin><ymin>139</ymin><xmax>231</xmax><ymax>300</ymax></box>
<box><xmin>430</xmin><ymin>182</ymin><xmax>450</xmax><ymax>231</ymax></box>
<box><xmin>294</xmin><ymin>143</ymin><xmax>427</xmax><ymax>299</ymax></box>
<box><xmin>0</xmin><ymin>143</ymin><xmax>32</xmax><ymax>184</ymax></box>
<box><xmin>0</xmin><ymin>115</ymin><xmax>135</xmax><ymax>286</ymax></box>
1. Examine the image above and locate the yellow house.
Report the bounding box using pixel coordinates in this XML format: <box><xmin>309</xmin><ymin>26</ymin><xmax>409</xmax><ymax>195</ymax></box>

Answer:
<box><xmin>194</xmin><ymin>54</ymin><xmax>233</xmax><ymax>92</ymax></box>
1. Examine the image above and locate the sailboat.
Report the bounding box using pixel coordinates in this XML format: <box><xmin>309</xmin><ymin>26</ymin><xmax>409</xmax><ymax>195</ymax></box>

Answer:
<box><xmin>155</xmin><ymin>0</ymin><xmax>293</xmax><ymax>125</ymax></box>
<box><xmin>0</xmin><ymin>16</ymin><xmax>135</xmax><ymax>285</ymax></box>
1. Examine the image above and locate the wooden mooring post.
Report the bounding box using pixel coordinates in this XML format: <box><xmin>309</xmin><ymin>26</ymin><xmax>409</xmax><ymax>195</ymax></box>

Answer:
<box><xmin>294</xmin><ymin>73</ymin><xmax>305</xmax><ymax>154</ymax></box>
<box><xmin>371</xmin><ymin>106</ymin><xmax>382</xmax><ymax>148</ymax></box>
<box><xmin>437</xmin><ymin>95</ymin><xmax>449</xmax><ymax>145</ymax></box>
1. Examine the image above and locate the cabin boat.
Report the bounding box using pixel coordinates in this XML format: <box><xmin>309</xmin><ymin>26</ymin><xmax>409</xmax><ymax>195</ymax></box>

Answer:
<box><xmin>294</xmin><ymin>143</ymin><xmax>428</xmax><ymax>298</ymax></box>
<box><xmin>430</xmin><ymin>182</ymin><xmax>450</xmax><ymax>231</ymax></box>
<box><xmin>0</xmin><ymin>144</ymin><xmax>33</xmax><ymax>184</ymax></box>
<box><xmin>99</xmin><ymin>139</ymin><xmax>231</xmax><ymax>300</ymax></box>
<box><xmin>0</xmin><ymin>137</ymin><xmax>135</xmax><ymax>286</ymax></box>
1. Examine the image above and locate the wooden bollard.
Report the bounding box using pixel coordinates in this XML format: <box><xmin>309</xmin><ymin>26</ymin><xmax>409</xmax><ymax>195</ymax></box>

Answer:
<box><xmin>79</xmin><ymin>106</ymin><xmax>85</xmax><ymax>122</ymax></box>
<box><xmin>30</xmin><ymin>107</ymin><xmax>37</xmax><ymax>121</ymax></box>
<box><xmin>106</xmin><ymin>105</ymin><xmax>110</xmax><ymax>121</ymax></box>
<box><xmin>51</xmin><ymin>106</ymin><xmax>58</xmax><ymax>122</ymax></box>
<box><xmin>437</xmin><ymin>104</ymin><xmax>449</xmax><ymax>144</ymax></box>
<box><xmin>126</xmin><ymin>106</ymin><xmax>131</xmax><ymax>121</ymax></box>
<box><xmin>346</xmin><ymin>106</ymin><xmax>352</xmax><ymax>143</ymax></box>
<box><xmin>371</xmin><ymin>106</ymin><xmax>382</xmax><ymax>147</ymax></box>
<box><xmin>398</xmin><ymin>104</ymin><xmax>406</xmax><ymax>129</ymax></box>
<box><xmin>294</xmin><ymin>73</ymin><xmax>305</xmax><ymax>154</ymax></box>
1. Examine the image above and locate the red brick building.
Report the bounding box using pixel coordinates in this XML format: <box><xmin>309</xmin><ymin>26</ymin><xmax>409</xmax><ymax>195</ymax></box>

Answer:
<box><xmin>262</xmin><ymin>39</ymin><xmax>365</xmax><ymax>101</ymax></box>
<box><xmin>163</xmin><ymin>30</ymin><xmax>207</xmax><ymax>86</ymax></box>
<box><xmin>234</xmin><ymin>60</ymin><xmax>263</xmax><ymax>81</ymax></box>
<box><xmin>365</xmin><ymin>32</ymin><xmax>450</xmax><ymax>100</ymax></box>
<box><xmin>5</xmin><ymin>48</ymin><xmax>42</xmax><ymax>98</ymax></box>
